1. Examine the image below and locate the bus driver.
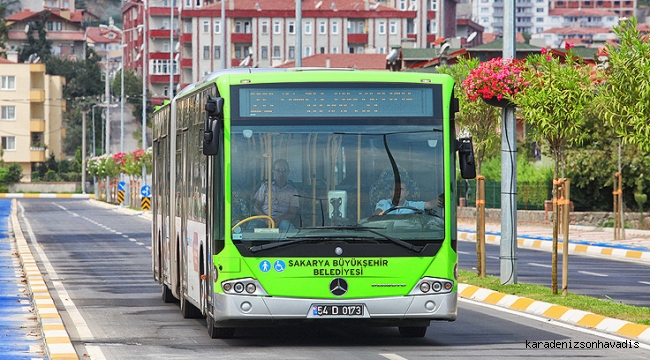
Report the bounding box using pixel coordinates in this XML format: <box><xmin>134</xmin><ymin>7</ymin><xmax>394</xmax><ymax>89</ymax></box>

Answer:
<box><xmin>374</xmin><ymin>183</ymin><xmax>444</xmax><ymax>216</ymax></box>
<box><xmin>249</xmin><ymin>159</ymin><xmax>299</xmax><ymax>230</ymax></box>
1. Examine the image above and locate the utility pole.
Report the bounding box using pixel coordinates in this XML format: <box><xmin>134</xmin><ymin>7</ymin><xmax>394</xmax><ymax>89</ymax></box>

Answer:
<box><xmin>105</xmin><ymin>54</ymin><xmax>111</xmax><ymax>155</ymax></box>
<box><xmin>82</xmin><ymin>110</ymin><xmax>87</xmax><ymax>194</ymax></box>
<box><xmin>296</xmin><ymin>0</ymin><xmax>302</xmax><ymax>67</ymax></box>
<box><xmin>500</xmin><ymin>0</ymin><xmax>518</xmax><ymax>284</ymax></box>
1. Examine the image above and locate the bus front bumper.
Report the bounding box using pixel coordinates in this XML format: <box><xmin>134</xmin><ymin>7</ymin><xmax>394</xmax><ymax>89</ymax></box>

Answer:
<box><xmin>211</xmin><ymin>292</ymin><xmax>457</xmax><ymax>326</ymax></box>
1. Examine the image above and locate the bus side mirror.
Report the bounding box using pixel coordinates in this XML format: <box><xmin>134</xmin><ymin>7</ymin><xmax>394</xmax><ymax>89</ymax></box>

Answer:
<box><xmin>203</xmin><ymin>96</ymin><xmax>224</xmax><ymax>156</ymax></box>
<box><xmin>457</xmin><ymin>137</ymin><xmax>476</xmax><ymax>179</ymax></box>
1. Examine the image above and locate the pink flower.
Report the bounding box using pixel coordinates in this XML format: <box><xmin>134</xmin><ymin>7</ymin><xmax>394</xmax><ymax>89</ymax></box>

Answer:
<box><xmin>462</xmin><ymin>57</ymin><xmax>528</xmax><ymax>102</ymax></box>
<box><xmin>565</xmin><ymin>42</ymin><xmax>575</xmax><ymax>51</ymax></box>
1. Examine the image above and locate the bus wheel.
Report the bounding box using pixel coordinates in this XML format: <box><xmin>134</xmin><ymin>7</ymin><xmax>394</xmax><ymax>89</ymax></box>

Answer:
<box><xmin>398</xmin><ymin>326</ymin><xmax>428</xmax><ymax>338</ymax></box>
<box><xmin>162</xmin><ymin>284</ymin><xmax>175</xmax><ymax>303</ymax></box>
<box><xmin>180</xmin><ymin>292</ymin><xmax>202</xmax><ymax>318</ymax></box>
<box><xmin>206</xmin><ymin>314</ymin><xmax>235</xmax><ymax>339</ymax></box>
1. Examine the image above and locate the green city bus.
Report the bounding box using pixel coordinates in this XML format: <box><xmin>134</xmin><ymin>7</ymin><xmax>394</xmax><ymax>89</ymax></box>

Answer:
<box><xmin>151</xmin><ymin>68</ymin><xmax>476</xmax><ymax>339</ymax></box>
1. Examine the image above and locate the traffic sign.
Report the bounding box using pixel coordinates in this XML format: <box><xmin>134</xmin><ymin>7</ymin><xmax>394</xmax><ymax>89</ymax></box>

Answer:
<box><xmin>141</xmin><ymin>185</ymin><xmax>151</xmax><ymax>198</ymax></box>
<box><xmin>118</xmin><ymin>181</ymin><xmax>126</xmax><ymax>191</ymax></box>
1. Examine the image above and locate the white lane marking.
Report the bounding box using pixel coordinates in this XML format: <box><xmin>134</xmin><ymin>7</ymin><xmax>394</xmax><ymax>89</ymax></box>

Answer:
<box><xmin>578</xmin><ymin>271</ymin><xmax>608</xmax><ymax>277</ymax></box>
<box><xmin>639</xmin><ymin>281</ymin><xmax>650</xmax><ymax>286</ymax></box>
<box><xmin>380</xmin><ymin>354</ymin><xmax>409</xmax><ymax>360</ymax></box>
<box><xmin>136</xmin><ymin>242</ymin><xmax>145</xmax><ymax>246</ymax></box>
<box><xmin>528</xmin><ymin>262</ymin><xmax>552</xmax><ymax>268</ymax></box>
<box><xmin>488</xmin><ymin>256</ymin><xmax>499</xmax><ymax>260</ymax></box>
<box><xmin>459</xmin><ymin>298</ymin><xmax>650</xmax><ymax>350</ymax></box>
<box><xmin>21</xmin><ymin>203</ymin><xmax>107</xmax><ymax>360</ymax></box>
<box><xmin>129</xmin><ymin>238</ymin><xmax>137</xmax><ymax>242</ymax></box>
<box><xmin>457</xmin><ymin>250</ymin><xmax>470</xmax><ymax>255</ymax></box>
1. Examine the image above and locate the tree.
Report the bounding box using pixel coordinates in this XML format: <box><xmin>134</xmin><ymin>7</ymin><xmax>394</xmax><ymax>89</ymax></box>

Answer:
<box><xmin>19</xmin><ymin>11</ymin><xmax>53</xmax><ymax>63</ymax></box>
<box><xmin>598</xmin><ymin>16</ymin><xmax>650</xmax><ymax>153</ymax></box>
<box><xmin>516</xmin><ymin>45</ymin><xmax>596</xmax><ymax>295</ymax></box>
<box><xmin>111</xmin><ymin>69</ymin><xmax>153</xmax><ymax>123</ymax></box>
<box><xmin>0</xmin><ymin>5</ymin><xmax>9</xmax><ymax>58</ymax></box>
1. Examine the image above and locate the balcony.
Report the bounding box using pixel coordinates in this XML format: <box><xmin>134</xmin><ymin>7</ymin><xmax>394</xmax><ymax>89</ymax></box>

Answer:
<box><xmin>231</xmin><ymin>33</ymin><xmax>253</xmax><ymax>43</ymax></box>
<box><xmin>30</xmin><ymin>89</ymin><xmax>45</xmax><ymax>103</ymax></box>
<box><xmin>181</xmin><ymin>58</ymin><xmax>192</xmax><ymax>68</ymax></box>
<box><xmin>347</xmin><ymin>33</ymin><xmax>368</xmax><ymax>43</ymax></box>
<box><xmin>30</xmin><ymin>120</ymin><xmax>45</xmax><ymax>132</ymax></box>
<box><xmin>150</xmin><ymin>74</ymin><xmax>179</xmax><ymax>83</ymax></box>
<box><xmin>30</xmin><ymin>149</ymin><xmax>46</xmax><ymax>162</ymax></box>
<box><xmin>181</xmin><ymin>33</ymin><xmax>192</xmax><ymax>42</ymax></box>
<box><xmin>150</xmin><ymin>29</ymin><xmax>178</xmax><ymax>38</ymax></box>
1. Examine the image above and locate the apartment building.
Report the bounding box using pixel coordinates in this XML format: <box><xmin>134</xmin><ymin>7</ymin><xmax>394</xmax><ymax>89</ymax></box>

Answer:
<box><xmin>122</xmin><ymin>0</ymin><xmax>464</xmax><ymax>106</ymax></box>
<box><xmin>5</xmin><ymin>7</ymin><xmax>95</xmax><ymax>61</ymax></box>
<box><xmin>0</xmin><ymin>53</ymin><xmax>65</xmax><ymax>182</ymax></box>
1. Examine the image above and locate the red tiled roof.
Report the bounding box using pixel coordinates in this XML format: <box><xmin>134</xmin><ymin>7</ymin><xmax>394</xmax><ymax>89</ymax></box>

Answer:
<box><xmin>482</xmin><ymin>32</ymin><xmax>525</xmax><ymax>44</ymax></box>
<box><xmin>0</xmin><ymin>58</ymin><xmax>16</xmax><ymax>64</ymax></box>
<box><xmin>548</xmin><ymin>9</ymin><xmax>618</xmax><ymax>17</ymax></box>
<box><xmin>86</xmin><ymin>27</ymin><xmax>121</xmax><ymax>44</ymax></box>
<box><xmin>205</xmin><ymin>0</ymin><xmax>394</xmax><ymax>12</ymax></box>
<box><xmin>540</xmin><ymin>27</ymin><xmax>612</xmax><ymax>35</ymax></box>
<box><xmin>275</xmin><ymin>53</ymin><xmax>388</xmax><ymax>70</ymax></box>
<box><xmin>6</xmin><ymin>8</ymin><xmax>85</xmax><ymax>23</ymax></box>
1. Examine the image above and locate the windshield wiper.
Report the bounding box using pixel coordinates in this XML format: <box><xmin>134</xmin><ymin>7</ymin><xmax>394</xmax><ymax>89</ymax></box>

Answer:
<box><xmin>299</xmin><ymin>226</ymin><xmax>424</xmax><ymax>253</ymax></box>
<box><xmin>248</xmin><ymin>234</ymin><xmax>377</xmax><ymax>253</ymax></box>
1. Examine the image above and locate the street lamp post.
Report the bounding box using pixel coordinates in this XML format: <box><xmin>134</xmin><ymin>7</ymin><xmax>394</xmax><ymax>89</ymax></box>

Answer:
<box><xmin>120</xmin><ymin>24</ymin><xmax>144</xmax><ymax>157</ymax></box>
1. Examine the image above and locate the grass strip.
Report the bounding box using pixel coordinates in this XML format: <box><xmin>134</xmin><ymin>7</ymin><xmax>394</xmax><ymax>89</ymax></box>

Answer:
<box><xmin>459</xmin><ymin>269</ymin><xmax>650</xmax><ymax>326</ymax></box>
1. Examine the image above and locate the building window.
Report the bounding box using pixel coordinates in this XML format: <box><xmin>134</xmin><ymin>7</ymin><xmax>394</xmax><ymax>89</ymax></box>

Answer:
<box><xmin>185</xmin><ymin>21</ymin><xmax>192</xmax><ymax>33</ymax></box>
<box><xmin>235</xmin><ymin>21</ymin><xmax>242</xmax><ymax>33</ymax></box>
<box><xmin>1</xmin><ymin>106</ymin><xmax>16</xmax><ymax>120</ymax></box>
<box><xmin>1</xmin><ymin>136</ymin><xmax>15</xmax><ymax>151</ymax></box>
<box><xmin>261</xmin><ymin>46</ymin><xmax>268</xmax><ymax>59</ymax></box>
<box><xmin>320</xmin><ymin>47</ymin><xmax>325</xmax><ymax>54</ymax></box>
<box><xmin>235</xmin><ymin>46</ymin><xmax>242</xmax><ymax>59</ymax></box>
<box><xmin>319</xmin><ymin>21</ymin><xmax>326</xmax><ymax>34</ymax></box>
<box><xmin>389</xmin><ymin>21</ymin><xmax>397</xmax><ymax>34</ymax></box>
<box><xmin>261</xmin><ymin>21</ymin><xmax>268</xmax><ymax>34</ymax></box>
<box><xmin>332</xmin><ymin>21</ymin><xmax>339</xmax><ymax>34</ymax></box>
<box><xmin>305</xmin><ymin>46</ymin><xmax>312</xmax><ymax>57</ymax></box>
<box><xmin>203</xmin><ymin>46</ymin><xmax>210</xmax><ymax>59</ymax></box>
<box><xmin>163</xmin><ymin>41</ymin><xmax>170</xmax><ymax>52</ymax></box>
<box><xmin>274</xmin><ymin>21</ymin><xmax>281</xmax><ymax>34</ymax></box>
<box><xmin>378</xmin><ymin>21</ymin><xmax>386</xmax><ymax>35</ymax></box>
<box><xmin>288</xmin><ymin>21</ymin><xmax>295</xmax><ymax>34</ymax></box>
<box><xmin>305</xmin><ymin>21</ymin><xmax>312</xmax><ymax>34</ymax></box>
<box><xmin>1</xmin><ymin>76</ymin><xmax>16</xmax><ymax>90</ymax></box>
<box><xmin>47</xmin><ymin>21</ymin><xmax>62</xmax><ymax>31</ymax></box>
<box><xmin>288</xmin><ymin>46</ymin><xmax>295</xmax><ymax>59</ymax></box>
<box><xmin>331</xmin><ymin>46</ymin><xmax>339</xmax><ymax>54</ymax></box>
<box><xmin>214</xmin><ymin>46</ymin><xmax>221</xmax><ymax>58</ymax></box>
<box><xmin>163</xmin><ymin>19</ymin><xmax>170</xmax><ymax>30</ymax></box>
<box><xmin>272</xmin><ymin>46</ymin><xmax>281</xmax><ymax>58</ymax></box>
<box><xmin>163</xmin><ymin>86</ymin><xmax>169</xmax><ymax>97</ymax></box>
<box><xmin>214</xmin><ymin>20</ymin><xmax>221</xmax><ymax>34</ymax></box>
<box><xmin>379</xmin><ymin>47</ymin><xmax>385</xmax><ymax>54</ymax></box>
<box><xmin>429</xmin><ymin>0</ymin><xmax>437</xmax><ymax>10</ymax></box>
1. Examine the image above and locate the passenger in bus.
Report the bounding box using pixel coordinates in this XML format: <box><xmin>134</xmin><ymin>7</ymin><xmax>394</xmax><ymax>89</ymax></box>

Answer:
<box><xmin>248</xmin><ymin>159</ymin><xmax>300</xmax><ymax>230</ymax></box>
<box><xmin>374</xmin><ymin>183</ymin><xmax>444</xmax><ymax>216</ymax></box>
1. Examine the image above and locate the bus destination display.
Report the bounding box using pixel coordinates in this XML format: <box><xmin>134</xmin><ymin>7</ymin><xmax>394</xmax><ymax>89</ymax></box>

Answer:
<box><xmin>237</xmin><ymin>86</ymin><xmax>435</xmax><ymax>118</ymax></box>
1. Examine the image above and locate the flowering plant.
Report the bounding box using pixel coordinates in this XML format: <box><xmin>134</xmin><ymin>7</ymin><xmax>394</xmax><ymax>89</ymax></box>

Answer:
<box><xmin>462</xmin><ymin>57</ymin><xmax>528</xmax><ymax>102</ymax></box>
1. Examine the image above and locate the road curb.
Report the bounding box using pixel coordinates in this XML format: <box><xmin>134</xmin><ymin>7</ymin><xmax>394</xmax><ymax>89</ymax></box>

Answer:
<box><xmin>0</xmin><ymin>193</ymin><xmax>95</xmax><ymax>199</ymax></box>
<box><xmin>458</xmin><ymin>230</ymin><xmax>650</xmax><ymax>263</ymax></box>
<box><xmin>458</xmin><ymin>284</ymin><xmax>650</xmax><ymax>344</ymax></box>
<box><xmin>10</xmin><ymin>199</ymin><xmax>78</xmax><ymax>360</ymax></box>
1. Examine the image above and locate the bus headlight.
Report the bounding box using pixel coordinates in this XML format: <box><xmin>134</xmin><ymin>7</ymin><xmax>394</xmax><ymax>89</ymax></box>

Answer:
<box><xmin>409</xmin><ymin>277</ymin><xmax>454</xmax><ymax>295</ymax></box>
<box><xmin>221</xmin><ymin>278</ymin><xmax>268</xmax><ymax>296</ymax></box>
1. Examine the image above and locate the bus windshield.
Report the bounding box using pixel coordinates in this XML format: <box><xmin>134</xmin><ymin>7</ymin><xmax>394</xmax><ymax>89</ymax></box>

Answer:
<box><xmin>229</xmin><ymin>124</ymin><xmax>446</xmax><ymax>248</ymax></box>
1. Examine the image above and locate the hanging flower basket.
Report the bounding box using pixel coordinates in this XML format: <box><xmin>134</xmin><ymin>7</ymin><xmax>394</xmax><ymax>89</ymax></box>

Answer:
<box><xmin>462</xmin><ymin>57</ymin><xmax>528</xmax><ymax>106</ymax></box>
<box><xmin>482</xmin><ymin>96</ymin><xmax>513</xmax><ymax>108</ymax></box>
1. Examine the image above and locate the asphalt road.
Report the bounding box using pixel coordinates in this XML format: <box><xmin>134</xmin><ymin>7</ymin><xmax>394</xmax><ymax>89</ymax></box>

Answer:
<box><xmin>457</xmin><ymin>240</ymin><xmax>650</xmax><ymax>307</ymax></box>
<box><xmin>14</xmin><ymin>199</ymin><xmax>650</xmax><ymax>359</ymax></box>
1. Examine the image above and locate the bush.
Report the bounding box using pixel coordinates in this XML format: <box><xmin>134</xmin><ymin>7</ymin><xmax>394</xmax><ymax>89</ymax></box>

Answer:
<box><xmin>32</xmin><ymin>171</ymin><xmax>40</xmax><ymax>182</ymax></box>
<box><xmin>0</xmin><ymin>185</ymin><xmax>7</xmax><ymax>193</ymax></box>
<box><xmin>44</xmin><ymin>169</ymin><xmax>59</xmax><ymax>182</ymax></box>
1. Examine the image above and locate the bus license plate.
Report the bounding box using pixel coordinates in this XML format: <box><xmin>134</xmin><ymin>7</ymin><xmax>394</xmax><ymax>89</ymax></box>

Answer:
<box><xmin>313</xmin><ymin>304</ymin><xmax>364</xmax><ymax>316</ymax></box>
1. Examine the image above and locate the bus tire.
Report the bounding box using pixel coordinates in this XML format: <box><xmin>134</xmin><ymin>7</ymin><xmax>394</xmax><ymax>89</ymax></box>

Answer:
<box><xmin>162</xmin><ymin>284</ymin><xmax>175</xmax><ymax>303</ymax></box>
<box><xmin>206</xmin><ymin>314</ymin><xmax>235</xmax><ymax>339</ymax></box>
<box><xmin>180</xmin><ymin>292</ymin><xmax>202</xmax><ymax>319</ymax></box>
<box><xmin>398</xmin><ymin>326</ymin><xmax>428</xmax><ymax>338</ymax></box>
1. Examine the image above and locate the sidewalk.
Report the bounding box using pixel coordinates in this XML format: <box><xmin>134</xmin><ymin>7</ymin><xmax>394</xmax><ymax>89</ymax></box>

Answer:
<box><xmin>458</xmin><ymin>221</ymin><xmax>650</xmax><ymax>263</ymax></box>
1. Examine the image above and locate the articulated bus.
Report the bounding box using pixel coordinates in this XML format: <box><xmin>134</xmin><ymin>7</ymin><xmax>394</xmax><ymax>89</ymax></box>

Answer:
<box><xmin>151</xmin><ymin>68</ymin><xmax>476</xmax><ymax>339</ymax></box>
